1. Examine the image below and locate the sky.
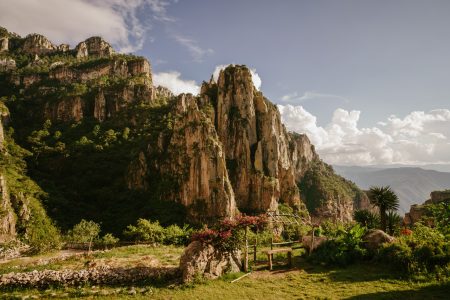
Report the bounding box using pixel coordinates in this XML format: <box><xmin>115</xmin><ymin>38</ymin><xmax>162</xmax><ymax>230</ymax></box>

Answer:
<box><xmin>1</xmin><ymin>0</ymin><xmax>450</xmax><ymax>167</ymax></box>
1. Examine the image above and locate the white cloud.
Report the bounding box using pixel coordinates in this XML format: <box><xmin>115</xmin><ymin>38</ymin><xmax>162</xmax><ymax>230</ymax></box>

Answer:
<box><xmin>174</xmin><ymin>35</ymin><xmax>214</xmax><ymax>62</ymax></box>
<box><xmin>278</xmin><ymin>104</ymin><xmax>450</xmax><ymax>166</ymax></box>
<box><xmin>0</xmin><ymin>0</ymin><xmax>173</xmax><ymax>52</ymax></box>
<box><xmin>212</xmin><ymin>64</ymin><xmax>262</xmax><ymax>90</ymax></box>
<box><xmin>153</xmin><ymin>71</ymin><xmax>200</xmax><ymax>95</ymax></box>
<box><xmin>281</xmin><ymin>91</ymin><xmax>349</xmax><ymax>103</ymax></box>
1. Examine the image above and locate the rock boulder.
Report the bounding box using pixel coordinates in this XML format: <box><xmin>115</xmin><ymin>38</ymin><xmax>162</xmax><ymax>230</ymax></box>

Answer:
<box><xmin>179</xmin><ymin>241</ymin><xmax>241</xmax><ymax>283</ymax></box>
<box><xmin>363</xmin><ymin>229</ymin><xmax>395</xmax><ymax>250</ymax></box>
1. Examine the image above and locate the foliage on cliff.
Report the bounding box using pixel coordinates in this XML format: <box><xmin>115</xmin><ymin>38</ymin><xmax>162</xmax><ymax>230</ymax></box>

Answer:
<box><xmin>0</xmin><ymin>116</ymin><xmax>60</xmax><ymax>252</ymax></box>
<box><xmin>299</xmin><ymin>160</ymin><xmax>367</xmax><ymax>219</ymax></box>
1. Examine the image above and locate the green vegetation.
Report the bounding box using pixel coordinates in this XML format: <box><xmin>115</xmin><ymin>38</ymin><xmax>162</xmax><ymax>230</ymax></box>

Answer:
<box><xmin>0</xmin><ymin>111</ymin><xmax>61</xmax><ymax>253</ymax></box>
<box><xmin>1</xmin><ymin>245</ymin><xmax>449</xmax><ymax>299</ymax></box>
<box><xmin>66</xmin><ymin>219</ymin><xmax>101</xmax><ymax>253</ymax></box>
<box><xmin>354</xmin><ymin>209</ymin><xmax>380</xmax><ymax>229</ymax></box>
<box><xmin>123</xmin><ymin>219</ymin><xmax>192</xmax><ymax>246</ymax></box>
<box><xmin>368</xmin><ymin>186</ymin><xmax>400</xmax><ymax>232</ymax></box>
<box><xmin>299</xmin><ymin>160</ymin><xmax>365</xmax><ymax>214</ymax></box>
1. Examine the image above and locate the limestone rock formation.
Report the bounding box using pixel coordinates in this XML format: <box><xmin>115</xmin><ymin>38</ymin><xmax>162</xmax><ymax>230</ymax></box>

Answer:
<box><xmin>403</xmin><ymin>190</ymin><xmax>450</xmax><ymax>226</ymax></box>
<box><xmin>75</xmin><ymin>37</ymin><xmax>114</xmax><ymax>58</ymax></box>
<box><xmin>0</xmin><ymin>28</ymin><xmax>370</xmax><ymax>230</ymax></box>
<box><xmin>179</xmin><ymin>241</ymin><xmax>241</xmax><ymax>283</ymax></box>
<box><xmin>199</xmin><ymin>66</ymin><xmax>310</xmax><ymax>213</ymax></box>
<box><xmin>0</xmin><ymin>37</ymin><xmax>8</xmax><ymax>52</ymax></box>
<box><xmin>22</xmin><ymin>34</ymin><xmax>56</xmax><ymax>55</ymax></box>
<box><xmin>157</xmin><ymin>94</ymin><xmax>237</xmax><ymax>222</ymax></box>
<box><xmin>0</xmin><ymin>107</ymin><xmax>17</xmax><ymax>242</ymax></box>
<box><xmin>0</xmin><ymin>58</ymin><xmax>15</xmax><ymax>71</ymax></box>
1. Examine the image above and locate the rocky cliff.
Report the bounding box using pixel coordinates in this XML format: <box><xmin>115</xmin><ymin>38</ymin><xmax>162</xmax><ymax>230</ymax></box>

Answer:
<box><xmin>0</xmin><ymin>27</ymin><xmax>367</xmax><ymax>233</ymax></box>
<box><xmin>403</xmin><ymin>190</ymin><xmax>450</xmax><ymax>226</ymax></box>
<box><xmin>0</xmin><ymin>101</ymin><xmax>59</xmax><ymax>249</ymax></box>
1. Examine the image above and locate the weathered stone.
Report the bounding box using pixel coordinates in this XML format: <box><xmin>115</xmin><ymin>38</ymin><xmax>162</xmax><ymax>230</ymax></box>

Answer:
<box><xmin>93</xmin><ymin>90</ymin><xmax>106</xmax><ymax>122</ymax></box>
<box><xmin>403</xmin><ymin>190</ymin><xmax>450</xmax><ymax>226</ymax></box>
<box><xmin>0</xmin><ymin>58</ymin><xmax>16</xmax><ymax>71</ymax></box>
<box><xmin>158</xmin><ymin>94</ymin><xmax>237</xmax><ymax>222</ymax></box>
<box><xmin>75</xmin><ymin>37</ymin><xmax>114</xmax><ymax>58</ymax></box>
<box><xmin>179</xmin><ymin>241</ymin><xmax>241</xmax><ymax>283</ymax></box>
<box><xmin>127</xmin><ymin>152</ymin><xmax>149</xmax><ymax>191</ymax></box>
<box><xmin>363</xmin><ymin>229</ymin><xmax>395</xmax><ymax>250</ymax></box>
<box><xmin>22</xmin><ymin>34</ymin><xmax>56</xmax><ymax>55</ymax></box>
<box><xmin>44</xmin><ymin>97</ymin><xmax>84</xmax><ymax>122</ymax></box>
<box><xmin>57</xmin><ymin>44</ymin><xmax>70</xmax><ymax>52</ymax></box>
<box><xmin>0</xmin><ymin>37</ymin><xmax>8</xmax><ymax>52</ymax></box>
<box><xmin>301</xmin><ymin>235</ymin><xmax>328</xmax><ymax>252</ymax></box>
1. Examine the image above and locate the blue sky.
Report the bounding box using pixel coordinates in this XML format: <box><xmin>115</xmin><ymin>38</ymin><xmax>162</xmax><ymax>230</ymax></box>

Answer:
<box><xmin>137</xmin><ymin>0</ymin><xmax>450</xmax><ymax>127</ymax></box>
<box><xmin>2</xmin><ymin>0</ymin><xmax>450</xmax><ymax>166</ymax></box>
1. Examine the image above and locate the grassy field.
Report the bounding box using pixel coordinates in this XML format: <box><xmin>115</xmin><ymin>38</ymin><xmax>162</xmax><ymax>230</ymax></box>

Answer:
<box><xmin>1</xmin><ymin>245</ymin><xmax>449</xmax><ymax>299</ymax></box>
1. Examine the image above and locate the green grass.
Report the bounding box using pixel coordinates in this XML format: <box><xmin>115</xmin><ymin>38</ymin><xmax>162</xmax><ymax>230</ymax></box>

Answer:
<box><xmin>1</xmin><ymin>245</ymin><xmax>449</xmax><ymax>299</ymax></box>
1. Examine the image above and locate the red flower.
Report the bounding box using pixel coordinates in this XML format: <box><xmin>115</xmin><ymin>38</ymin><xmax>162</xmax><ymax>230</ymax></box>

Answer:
<box><xmin>401</xmin><ymin>228</ymin><xmax>412</xmax><ymax>236</ymax></box>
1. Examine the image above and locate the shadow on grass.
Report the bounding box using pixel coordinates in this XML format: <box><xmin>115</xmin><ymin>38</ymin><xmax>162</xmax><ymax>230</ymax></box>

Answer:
<box><xmin>344</xmin><ymin>282</ymin><xmax>450</xmax><ymax>300</ymax></box>
<box><xmin>288</xmin><ymin>255</ymin><xmax>406</xmax><ymax>283</ymax></box>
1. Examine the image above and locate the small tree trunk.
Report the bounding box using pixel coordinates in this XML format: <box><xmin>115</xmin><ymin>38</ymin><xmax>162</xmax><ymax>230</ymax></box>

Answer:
<box><xmin>88</xmin><ymin>238</ymin><xmax>93</xmax><ymax>255</ymax></box>
<box><xmin>244</xmin><ymin>226</ymin><xmax>249</xmax><ymax>272</ymax></box>
<box><xmin>380</xmin><ymin>208</ymin><xmax>387</xmax><ymax>232</ymax></box>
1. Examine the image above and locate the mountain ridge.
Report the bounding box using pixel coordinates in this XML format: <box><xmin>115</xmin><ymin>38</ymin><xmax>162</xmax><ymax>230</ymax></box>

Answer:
<box><xmin>0</xmin><ymin>27</ymin><xmax>371</xmax><ymax>243</ymax></box>
<box><xmin>334</xmin><ymin>165</ymin><xmax>450</xmax><ymax>213</ymax></box>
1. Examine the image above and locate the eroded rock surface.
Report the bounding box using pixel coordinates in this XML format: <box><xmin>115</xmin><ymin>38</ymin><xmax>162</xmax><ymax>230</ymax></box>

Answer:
<box><xmin>179</xmin><ymin>241</ymin><xmax>241</xmax><ymax>283</ymax></box>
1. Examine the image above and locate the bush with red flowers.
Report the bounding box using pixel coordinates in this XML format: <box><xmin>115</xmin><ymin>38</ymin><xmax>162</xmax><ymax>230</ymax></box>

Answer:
<box><xmin>400</xmin><ymin>228</ymin><xmax>412</xmax><ymax>236</ymax></box>
<box><xmin>191</xmin><ymin>214</ymin><xmax>268</xmax><ymax>251</ymax></box>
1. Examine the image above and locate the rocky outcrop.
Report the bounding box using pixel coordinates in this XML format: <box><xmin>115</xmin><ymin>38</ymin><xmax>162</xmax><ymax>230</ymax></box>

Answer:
<box><xmin>199</xmin><ymin>66</ymin><xmax>310</xmax><ymax>213</ymax></box>
<box><xmin>0</xmin><ymin>28</ymin><xmax>371</xmax><ymax>227</ymax></box>
<box><xmin>44</xmin><ymin>97</ymin><xmax>84</xmax><ymax>122</ymax></box>
<box><xmin>363</xmin><ymin>229</ymin><xmax>395</xmax><ymax>250</ymax></box>
<box><xmin>158</xmin><ymin>94</ymin><xmax>237</xmax><ymax>222</ymax></box>
<box><xmin>0</xmin><ymin>37</ymin><xmax>8</xmax><ymax>52</ymax></box>
<box><xmin>0</xmin><ymin>106</ymin><xmax>17</xmax><ymax>242</ymax></box>
<box><xmin>179</xmin><ymin>241</ymin><xmax>241</xmax><ymax>283</ymax></box>
<box><xmin>403</xmin><ymin>190</ymin><xmax>450</xmax><ymax>226</ymax></box>
<box><xmin>0</xmin><ymin>58</ymin><xmax>15</xmax><ymax>72</ymax></box>
<box><xmin>49</xmin><ymin>58</ymin><xmax>152</xmax><ymax>84</ymax></box>
<box><xmin>22</xmin><ymin>34</ymin><xmax>56</xmax><ymax>55</ymax></box>
<box><xmin>76</xmin><ymin>37</ymin><xmax>114</xmax><ymax>58</ymax></box>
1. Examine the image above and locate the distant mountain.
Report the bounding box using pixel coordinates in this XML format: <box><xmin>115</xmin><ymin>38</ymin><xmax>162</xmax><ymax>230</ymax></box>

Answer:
<box><xmin>333</xmin><ymin>166</ymin><xmax>450</xmax><ymax>214</ymax></box>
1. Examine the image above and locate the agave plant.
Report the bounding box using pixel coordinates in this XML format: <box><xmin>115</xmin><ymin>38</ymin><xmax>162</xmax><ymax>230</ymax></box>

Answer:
<box><xmin>368</xmin><ymin>186</ymin><xmax>399</xmax><ymax>232</ymax></box>
<box><xmin>354</xmin><ymin>209</ymin><xmax>380</xmax><ymax>229</ymax></box>
<box><xmin>386</xmin><ymin>211</ymin><xmax>402</xmax><ymax>235</ymax></box>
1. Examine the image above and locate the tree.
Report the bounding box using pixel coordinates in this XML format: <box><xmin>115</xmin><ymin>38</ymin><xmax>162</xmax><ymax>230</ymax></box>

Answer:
<box><xmin>368</xmin><ymin>186</ymin><xmax>399</xmax><ymax>232</ymax></box>
<box><xmin>354</xmin><ymin>209</ymin><xmax>380</xmax><ymax>229</ymax></box>
<box><xmin>386</xmin><ymin>211</ymin><xmax>402</xmax><ymax>235</ymax></box>
<box><xmin>70</xmin><ymin>219</ymin><xmax>101</xmax><ymax>254</ymax></box>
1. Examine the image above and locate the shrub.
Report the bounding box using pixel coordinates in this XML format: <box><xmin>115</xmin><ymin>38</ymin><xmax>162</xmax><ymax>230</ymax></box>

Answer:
<box><xmin>191</xmin><ymin>215</ymin><xmax>268</xmax><ymax>252</ymax></box>
<box><xmin>123</xmin><ymin>219</ymin><xmax>165</xmax><ymax>244</ymax></box>
<box><xmin>309</xmin><ymin>224</ymin><xmax>367</xmax><ymax>266</ymax></box>
<box><xmin>354</xmin><ymin>209</ymin><xmax>380</xmax><ymax>229</ymax></box>
<box><xmin>99</xmin><ymin>233</ymin><xmax>119</xmax><ymax>249</ymax></box>
<box><xmin>68</xmin><ymin>219</ymin><xmax>101</xmax><ymax>253</ymax></box>
<box><xmin>164</xmin><ymin>224</ymin><xmax>192</xmax><ymax>246</ymax></box>
<box><xmin>376</xmin><ymin>223</ymin><xmax>450</xmax><ymax>277</ymax></box>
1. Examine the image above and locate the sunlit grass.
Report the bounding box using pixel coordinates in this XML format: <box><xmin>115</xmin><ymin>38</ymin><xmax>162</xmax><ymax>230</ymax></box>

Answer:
<box><xmin>1</xmin><ymin>245</ymin><xmax>449</xmax><ymax>299</ymax></box>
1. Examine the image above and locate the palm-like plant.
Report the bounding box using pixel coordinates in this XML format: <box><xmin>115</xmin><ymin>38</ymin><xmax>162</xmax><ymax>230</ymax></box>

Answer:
<box><xmin>368</xmin><ymin>186</ymin><xmax>399</xmax><ymax>232</ymax></box>
<box><xmin>386</xmin><ymin>211</ymin><xmax>402</xmax><ymax>235</ymax></box>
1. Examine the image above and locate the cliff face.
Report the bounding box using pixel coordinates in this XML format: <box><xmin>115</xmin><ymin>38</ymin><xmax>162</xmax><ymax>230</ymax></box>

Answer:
<box><xmin>0</xmin><ymin>102</ymin><xmax>59</xmax><ymax>248</ymax></box>
<box><xmin>0</xmin><ymin>107</ymin><xmax>16</xmax><ymax>242</ymax></box>
<box><xmin>0</xmin><ymin>27</ymin><xmax>367</xmax><ymax>230</ymax></box>
<box><xmin>403</xmin><ymin>190</ymin><xmax>450</xmax><ymax>226</ymax></box>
